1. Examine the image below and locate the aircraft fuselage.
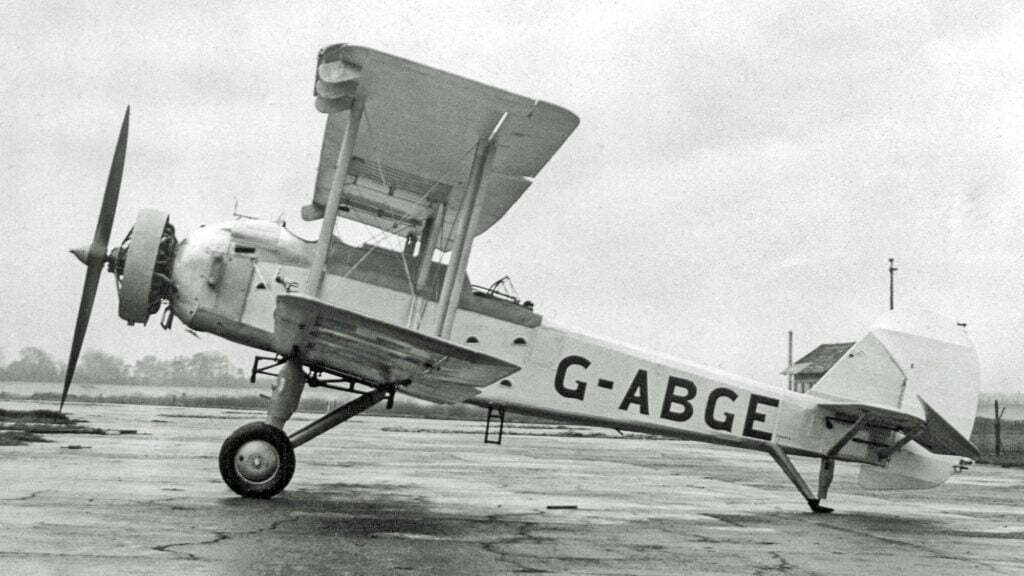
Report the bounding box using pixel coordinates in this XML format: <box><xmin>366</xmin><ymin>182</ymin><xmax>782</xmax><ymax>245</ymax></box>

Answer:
<box><xmin>169</xmin><ymin>218</ymin><xmax>893</xmax><ymax>466</ymax></box>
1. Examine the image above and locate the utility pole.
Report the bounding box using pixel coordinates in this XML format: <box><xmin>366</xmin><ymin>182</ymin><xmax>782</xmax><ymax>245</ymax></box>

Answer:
<box><xmin>994</xmin><ymin>400</ymin><xmax>1006</xmax><ymax>458</ymax></box>
<box><xmin>787</xmin><ymin>330</ymin><xmax>794</xmax><ymax>392</ymax></box>
<box><xmin>888</xmin><ymin>257</ymin><xmax>898</xmax><ymax>311</ymax></box>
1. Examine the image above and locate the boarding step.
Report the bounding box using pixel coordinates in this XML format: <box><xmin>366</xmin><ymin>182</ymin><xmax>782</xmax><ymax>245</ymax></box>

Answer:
<box><xmin>484</xmin><ymin>406</ymin><xmax>506</xmax><ymax>445</ymax></box>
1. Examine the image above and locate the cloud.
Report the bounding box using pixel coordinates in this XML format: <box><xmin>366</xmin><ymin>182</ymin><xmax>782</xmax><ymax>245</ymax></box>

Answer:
<box><xmin>2</xmin><ymin>1</ymin><xmax>1023</xmax><ymax>392</ymax></box>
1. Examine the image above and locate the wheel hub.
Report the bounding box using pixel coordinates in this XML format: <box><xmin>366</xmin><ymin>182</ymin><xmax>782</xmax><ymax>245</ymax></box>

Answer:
<box><xmin>234</xmin><ymin>439</ymin><xmax>280</xmax><ymax>483</ymax></box>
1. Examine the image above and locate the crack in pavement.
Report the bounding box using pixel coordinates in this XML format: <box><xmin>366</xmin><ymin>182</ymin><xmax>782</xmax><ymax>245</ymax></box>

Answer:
<box><xmin>152</xmin><ymin>532</ymin><xmax>230</xmax><ymax>561</ymax></box>
<box><xmin>151</xmin><ymin>516</ymin><xmax>300</xmax><ymax>561</ymax></box>
<box><xmin>477</xmin><ymin>519</ymin><xmax>552</xmax><ymax>574</ymax></box>
<box><xmin>471</xmin><ymin>512</ymin><xmax>638</xmax><ymax>573</ymax></box>
<box><xmin>814</xmin><ymin>521</ymin><xmax>1004</xmax><ymax>573</ymax></box>
<box><xmin>753</xmin><ymin>551</ymin><xmax>796</xmax><ymax>575</ymax></box>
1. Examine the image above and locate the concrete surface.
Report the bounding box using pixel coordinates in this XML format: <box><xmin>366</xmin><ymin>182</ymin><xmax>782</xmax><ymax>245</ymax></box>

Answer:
<box><xmin>1</xmin><ymin>399</ymin><xmax>1022</xmax><ymax>575</ymax></box>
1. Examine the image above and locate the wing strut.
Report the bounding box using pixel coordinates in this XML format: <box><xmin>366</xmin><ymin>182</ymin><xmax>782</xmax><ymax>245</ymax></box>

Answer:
<box><xmin>435</xmin><ymin>137</ymin><xmax>493</xmax><ymax>338</ymax></box>
<box><xmin>307</xmin><ymin>98</ymin><xmax>365</xmax><ymax>296</ymax></box>
<box><xmin>407</xmin><ymin>203</ymin><xmax>445</xmax><ymax>328</ymax></box>
<box><xmin>269</xmin><ymin>86</ymin><xmax>363</xmax><ymax>431</ymax></box>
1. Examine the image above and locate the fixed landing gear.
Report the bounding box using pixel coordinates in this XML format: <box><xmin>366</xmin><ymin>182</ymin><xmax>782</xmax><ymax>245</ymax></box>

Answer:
<box><xmin>220</xmin><ymin>356</ymin><xmax>395</xmax><ymax>498</ymax></box>
<box><xmin>219</xmin><ymin>422</ymin><xmax>296</xmax><ymax>498</ymax></box>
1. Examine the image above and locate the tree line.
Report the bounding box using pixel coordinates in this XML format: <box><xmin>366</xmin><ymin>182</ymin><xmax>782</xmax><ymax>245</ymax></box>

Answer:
<box><xmin>0</xmin><ymin>346</ymin><xmax>249</xmax><ymax>387</ymax></box>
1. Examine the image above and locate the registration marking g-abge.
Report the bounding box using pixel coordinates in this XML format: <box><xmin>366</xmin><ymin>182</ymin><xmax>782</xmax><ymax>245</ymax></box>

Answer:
<box><xmin>553</xmin><ymin>355</ymin><xmax>778</xmax><ymax>441</ymax></box>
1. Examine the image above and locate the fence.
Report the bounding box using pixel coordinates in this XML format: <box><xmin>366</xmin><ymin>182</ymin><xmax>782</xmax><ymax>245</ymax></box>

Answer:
<box><xmin>971</xmin><ymin>401</ymin><xmax>1024</xmax><ymax>464</ymax></box>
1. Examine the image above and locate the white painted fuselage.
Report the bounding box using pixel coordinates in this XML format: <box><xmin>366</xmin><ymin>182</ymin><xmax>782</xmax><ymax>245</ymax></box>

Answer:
<box><xmin>169</xmin><ymin>219</ymin><xmax>887</xmax><ymax>466</ymax></box>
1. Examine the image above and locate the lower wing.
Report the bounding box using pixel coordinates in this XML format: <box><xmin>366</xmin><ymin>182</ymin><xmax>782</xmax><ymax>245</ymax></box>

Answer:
<box><xmin>273</xmin><ymin>294</ymin><xmax>520</xmax><ymax>403</ymax></box>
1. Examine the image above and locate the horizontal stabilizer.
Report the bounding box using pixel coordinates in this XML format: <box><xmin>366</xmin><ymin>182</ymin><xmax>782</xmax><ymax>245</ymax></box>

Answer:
<box><xmin>274</xmin><ymin>294</ymin><xmax>520</xmax><ymax>403</ymax></box>
<box><xmin>819</xmin><ymin>399</ymin><xmax>980</xmax><ymax>460</ymax></box>
<box><xmin>818</xmin><ymin>401</ymin><xmax>925</xmax><ymax>430</ymax></box>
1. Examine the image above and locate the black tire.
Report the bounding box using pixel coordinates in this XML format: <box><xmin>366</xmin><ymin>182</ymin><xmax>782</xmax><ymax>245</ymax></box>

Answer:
<box><xmin>218</xmin><ymin>421</ymin><xmax>295</xmax><ymax>498</ymax></box>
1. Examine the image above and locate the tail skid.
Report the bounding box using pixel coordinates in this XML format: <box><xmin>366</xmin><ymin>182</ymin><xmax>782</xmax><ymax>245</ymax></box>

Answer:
<box><xmin>767</xmin><ymin>445</ymin><xmax>836</xmax><ymax>513</ymax></box>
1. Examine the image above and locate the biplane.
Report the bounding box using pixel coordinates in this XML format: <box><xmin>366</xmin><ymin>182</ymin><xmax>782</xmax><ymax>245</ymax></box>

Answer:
<box><xmin>65</xmin><ymin>44</ymin><xmax>981</xmax><ymax>513</ymax></box>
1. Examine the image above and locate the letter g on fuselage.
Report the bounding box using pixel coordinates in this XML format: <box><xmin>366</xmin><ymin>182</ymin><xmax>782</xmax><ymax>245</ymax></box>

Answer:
<box><xmin>554</xmin><ymin>355</ymin><xmax>590</xmax><ymax>400</ymax></box>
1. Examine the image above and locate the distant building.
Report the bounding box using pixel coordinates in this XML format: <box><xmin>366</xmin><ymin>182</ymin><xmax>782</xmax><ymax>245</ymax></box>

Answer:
<box><xmin>782</xmin><ymin>342</ymin><xmax>855</xmax><ymax>393</ymax></box>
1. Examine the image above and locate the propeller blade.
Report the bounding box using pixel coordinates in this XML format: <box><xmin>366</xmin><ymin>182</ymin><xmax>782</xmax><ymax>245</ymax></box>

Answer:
<box><xmin>94</xmin><ymin>106</ymin><xmax>130</xmax><ymax>249</ymax></box>
<box><xmin>62</xmin><ymin>106</ymin><xmax>130</xmax><ymax>412</ymax></box>
<box><xmin>62</xmin><ymin>261</ymin><xmax>103</xmax><ymax>411</ymax></box>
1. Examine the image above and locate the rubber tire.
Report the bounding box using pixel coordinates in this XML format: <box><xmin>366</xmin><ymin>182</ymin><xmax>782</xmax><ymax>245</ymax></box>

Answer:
<box><xmin>219</xmin><ymin>422</ymin><xmax>295</xmax><ymax>498</ymax></box>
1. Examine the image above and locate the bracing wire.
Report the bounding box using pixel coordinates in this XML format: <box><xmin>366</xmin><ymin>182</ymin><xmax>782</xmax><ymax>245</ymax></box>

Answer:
<box><xmin>338</xmin><ymin>104</ymin><xmax>477</xmax><ymax>285</ymax></box>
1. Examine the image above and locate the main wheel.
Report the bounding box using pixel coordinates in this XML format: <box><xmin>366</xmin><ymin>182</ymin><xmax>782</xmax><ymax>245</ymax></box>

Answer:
<box><xmin>219</xmin><ymin>422</ymin><xmax>295</xmax><ymax>498</ymax></box>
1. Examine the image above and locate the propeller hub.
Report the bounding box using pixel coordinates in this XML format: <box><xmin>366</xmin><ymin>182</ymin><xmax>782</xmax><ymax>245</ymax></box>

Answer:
<box><xmin>70</xmin><ymin>243</ymin><xmax>109</xmax><ymax>266</ymax></box>
<box><xmin>70</xmin><ymin>245</ymin><xmax>89</xmax><ymax>265</ymax></box>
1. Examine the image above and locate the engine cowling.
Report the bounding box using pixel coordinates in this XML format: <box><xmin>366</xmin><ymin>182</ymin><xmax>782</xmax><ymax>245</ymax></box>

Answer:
<box><xmin>108</xmin><ymin>209</ymin><xmax>177</xmax><ymax>324</ymax></box>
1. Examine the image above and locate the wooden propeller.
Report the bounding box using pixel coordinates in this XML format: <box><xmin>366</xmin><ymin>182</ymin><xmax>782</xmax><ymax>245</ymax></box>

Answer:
<box><xmin>63</xmin><ymin>107</ymin><xmax>130</xmax><ymax>412</ymax></box>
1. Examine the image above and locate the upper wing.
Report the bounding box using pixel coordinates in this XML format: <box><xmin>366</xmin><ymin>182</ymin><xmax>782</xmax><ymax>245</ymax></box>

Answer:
<box><xmin>303</xmin><ymin>44</ymin><xmax>580</xmax><ymax>251</ymax></box>
<box><xmin>273</xmin><ymin>294</ymin><xmax>520</xmax><ymax>403</ymax></box>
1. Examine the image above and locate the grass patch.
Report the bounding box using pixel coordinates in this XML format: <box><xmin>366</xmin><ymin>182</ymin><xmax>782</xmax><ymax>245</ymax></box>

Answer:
<box><xmin>0</xmin><ymin>429</ymin><xmax>48</xmax><ymax>446</ymax></box>
<box><xmin>0</xmin><ymin>409</ymin><xmax>73</xmax><ymax>425</ymax></box>
<box><xmin>0</xmin><ymin>408</ymin><xmax>105</xmax><ymax>442</ymax></box>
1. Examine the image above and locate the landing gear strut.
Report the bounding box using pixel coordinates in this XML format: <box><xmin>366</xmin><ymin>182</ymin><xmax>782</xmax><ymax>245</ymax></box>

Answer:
<box><xmin>767</xmin><ymin>444</ymin><xmax>834</xmax><ymax>513</ymax></box>
<box><xmin>220</xmin><ymin>356</ymin><xmax>395</xmax><ymax>498</ymax></box>
<box><xmin>766</xmin><ymin>413</ymin><xmax>870</xmax><ymax>513</ymax></box>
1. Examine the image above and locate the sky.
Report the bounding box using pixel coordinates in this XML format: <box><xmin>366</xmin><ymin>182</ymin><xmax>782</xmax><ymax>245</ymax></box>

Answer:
<box><xmin>1</xmin><ymin>1</ymin><xmax>1022</xmax><ymax>392</ymax></box>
